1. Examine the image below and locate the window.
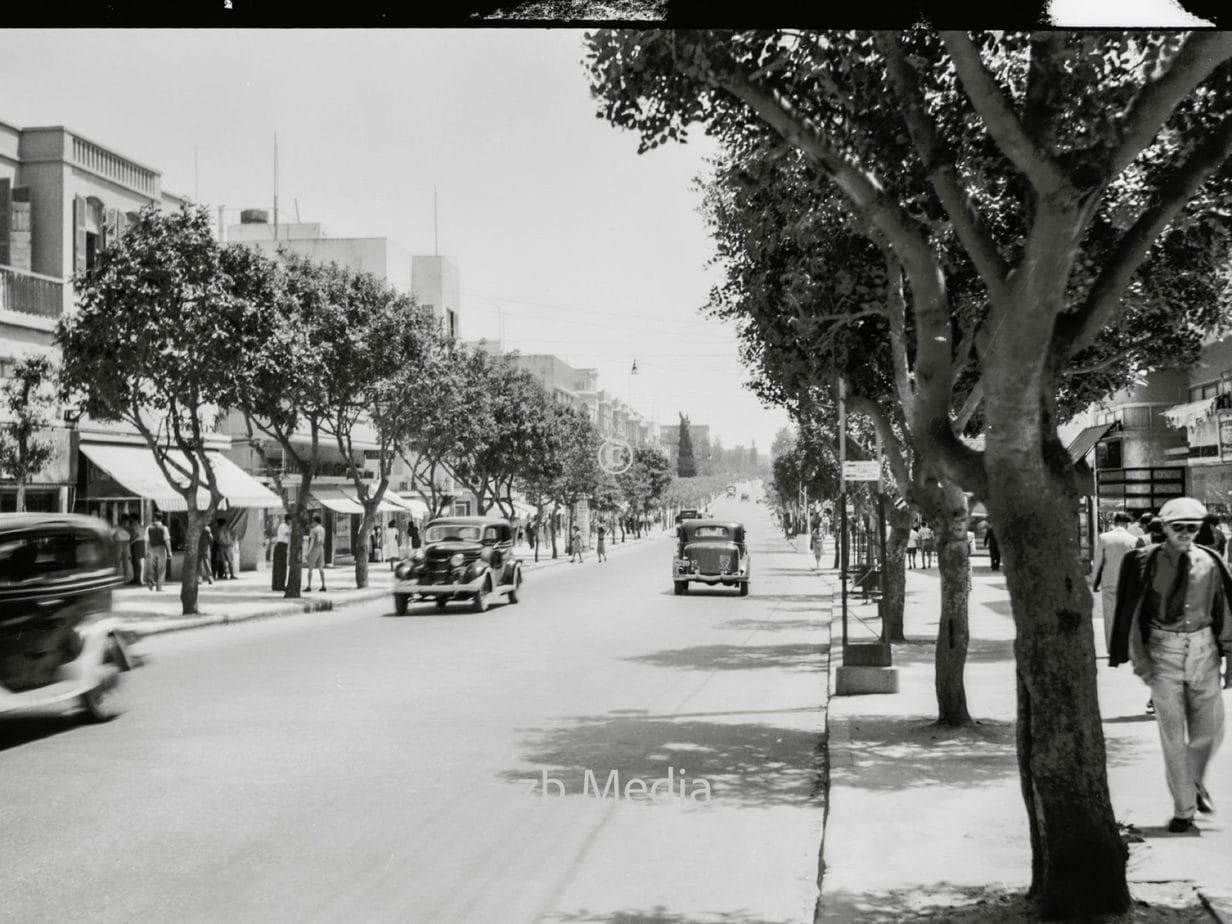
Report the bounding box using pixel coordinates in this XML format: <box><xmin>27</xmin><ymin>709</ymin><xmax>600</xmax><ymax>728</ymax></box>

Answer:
<box><xmin>1096</xmin><ymin>440</ymin><xmax>1122</xmax><ymax>469</ymax></box>
<box><xmin>1121</xmin><ymin>406</ymin><xmax>1151</xmax><ymax>428</ymax></box>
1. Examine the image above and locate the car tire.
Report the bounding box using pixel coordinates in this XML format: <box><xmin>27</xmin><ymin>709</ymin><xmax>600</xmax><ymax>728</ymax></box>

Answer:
<box><xmin>394</xmin><ymin>593</ymin><xmax>409</xmax><ymax>615</ymax></box>
<box><xmin>472</xmin><ymin>579</ymin><xmax>491</xmax><ymax>613</ymax></box>
<box><xmin>739</xmin><ymin>581</ymin><xmax>749</xmax><ymax>597</ymax></box>
<box><xmin>435</xmin><ymin>598</ymin><xmax>449</xmax><ymax>610</ymax></box>
<box><xmin>674</xmin><ymin>581</ymin><xmax>688</xmax><ymax>595</ymax></box>
<box><xmin>507</xmin><ymin>568</ymin><xmax>522</xmax><ymax>604</ymax></box>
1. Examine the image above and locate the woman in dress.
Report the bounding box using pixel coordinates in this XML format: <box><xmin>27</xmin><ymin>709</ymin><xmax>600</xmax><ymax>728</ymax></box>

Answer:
<box><xmin>384</xmin><ymin>519</ymin><xmax>401</xmax><ymax>569</ymax></box>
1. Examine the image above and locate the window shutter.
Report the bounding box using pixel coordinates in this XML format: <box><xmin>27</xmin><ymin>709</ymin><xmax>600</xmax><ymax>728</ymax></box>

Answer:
<box><xmin>116</xmin><ymin>210</ymin><xmax>128</xmax><ymax>239</ymax></box>
<box><xmin>73</xmin><ymin>195</ymin><xmax>87</xmax><ymax>275</ymax></box>
<box><xmin>0</xmin><ymin>178</ymin><xmax>10</xmax><ymax>267</ymax></box>
<box><xmin>103</xmin><ymin>208</ymin><xmax>119</xmax><ymax>251</ymax></box>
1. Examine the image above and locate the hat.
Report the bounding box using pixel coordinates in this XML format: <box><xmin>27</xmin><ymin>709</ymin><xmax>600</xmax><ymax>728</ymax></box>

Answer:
<box><xmin>1158</xmin><ymin>497</ymin><xmax>1207</xmax><ymax>523</ymax></box>
<box><xmin>1113</xmin><ymin>511</ymin><xmax>1132</xmax><ymax>523</ymax></box>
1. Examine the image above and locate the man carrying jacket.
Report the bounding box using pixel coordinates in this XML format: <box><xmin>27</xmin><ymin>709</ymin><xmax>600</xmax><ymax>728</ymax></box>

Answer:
<box><xmin>1110</xmin><ymin>496</ymin><xmax>1231</xmax><ymax>833</ymax></box>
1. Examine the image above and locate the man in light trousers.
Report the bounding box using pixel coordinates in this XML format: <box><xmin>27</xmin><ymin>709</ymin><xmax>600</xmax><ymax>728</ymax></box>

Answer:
<box><xmin>1094</xmin><ymin>511</ymin><xmax>1140</xmax><ymax>655</ymax></box>
<box><xmin>1110</xmin><ymin>496</ymin><xmax>1231</xmax><ymax>833</ymax></box>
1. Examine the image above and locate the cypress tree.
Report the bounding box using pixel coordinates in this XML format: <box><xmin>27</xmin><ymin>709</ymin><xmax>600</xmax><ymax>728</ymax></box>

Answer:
<box><xmin>676</xmin><ymin>413</ymin><xmax>697</xmax><ymax>477</ymax></box>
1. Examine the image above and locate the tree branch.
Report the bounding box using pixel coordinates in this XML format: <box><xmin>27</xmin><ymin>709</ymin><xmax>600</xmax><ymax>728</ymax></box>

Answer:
<box><xmin>940</xmin><ymin>31</ymin><xmax>1071</xmax><ymax>195</ymax></box>
<box><xmin>1063</xmin><ymin>336</ymin><xmax>1158</xmax><ymax>376</ymax></box>
<box><xmin>877</xmin><ymin>32</ymin><xmax>1010</xmax><ymax>300</ymax></box>
<box><xmin>953</xmin><ymin>381</ymin><xmax>984</xmax><ymax>433</ymax></box>
<box><xmin>1055</xmin><ymin>106</ymin><xmax>1232</xmax><ymax>360</ymax></box>
<box><xmin>1106</xmin><ymin>33</ymin><xmax>1232</xmax><ymax>179</ymax></box>
<box><xmin>883</xmin><ymin>249</ymin><xmax>915</xmax><ymax>418</ymax></box>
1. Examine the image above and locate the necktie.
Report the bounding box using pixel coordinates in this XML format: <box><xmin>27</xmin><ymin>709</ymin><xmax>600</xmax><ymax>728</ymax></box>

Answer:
<box><xmin>1164</xmin><ymin>551</ymin><xmax>1190</xmax><ymax>624</ymax></box>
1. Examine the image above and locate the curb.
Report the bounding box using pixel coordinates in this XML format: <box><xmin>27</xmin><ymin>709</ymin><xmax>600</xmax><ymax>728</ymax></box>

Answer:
<box><xmin>123</xmin><ymin>533</ymin><xmax>668</xmax><ymax>639</ymax></box>
<box><xmin>1200</xmin><ymin>888</ymin><xmax>1232</xmax><ymax>923</ymax></box>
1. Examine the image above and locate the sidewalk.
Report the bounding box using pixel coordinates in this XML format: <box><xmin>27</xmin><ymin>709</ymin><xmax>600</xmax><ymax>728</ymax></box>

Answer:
<box><xmin>812</xmin><ymin>544</ymin><xmax>1231</xmax><ymax>922</ymax></box>
<box><xmin>113</xmin><ymin>531</ymin><xmax>666</xmax><ymax>638</ymax></box>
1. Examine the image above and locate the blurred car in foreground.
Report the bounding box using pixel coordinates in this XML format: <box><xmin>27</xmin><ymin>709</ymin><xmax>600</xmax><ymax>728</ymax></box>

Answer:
<box><xmin>393</xmin><ymin>516</ymin><xmax>522</xmax><ymax>614</ymax></box>
<box><xmin>673</xmin><ymin>519</ymin><xmax>751</xmax><ymax>596</ymax></box>
<box><xmin>0</xmin><ymin>513</ymin><xmax>138</xmax><ymax>722</ymax></box>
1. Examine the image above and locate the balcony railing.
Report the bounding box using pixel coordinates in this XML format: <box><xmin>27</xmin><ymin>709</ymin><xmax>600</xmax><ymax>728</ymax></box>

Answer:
<box><xmin>0</xmin><ymin>266</ymin><xmax>64</xmax><ymax>319</ymax></box>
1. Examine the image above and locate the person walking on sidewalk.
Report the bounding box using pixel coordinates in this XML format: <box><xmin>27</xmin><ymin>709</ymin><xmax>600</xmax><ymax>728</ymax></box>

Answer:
<box><xmin>918</xmin><ymin>522</ymin><xmax>935</xmax><ymax>568</ymax></box>
<box><xmin>1093</xmin><ymin>511</ymin><xmax>1138</xmax><ymax>654</ymax></box>
<box><xmin>569</xmin><ymin>523</ymin><xmax>584</xmax><ymax>563</ymax></box>
<box><xmin>272</xmin><ymin>514</ymin><xmax>291</xmax><ymax>591</ymax></box>
<box><xmin>984</xmin><ymin>524</ymin><xmax>1001</xmax><ymax>571</ymax></box>
<box><xmin>811</xmin><ymin>521</ymin><xmax>823</xmax><ymax>569</ymax></box>
<box><xmin>596</xmin><ymin>523</ymin><xmax>607</xmax><ymax>563</ymax></box>
<box><xmin>215</xmin><ymin>517</ymin><xmax>236</xmax><ymax>579</ymax></box>
<box><xmin>304</xmin><ymin>514</ymin><xmax>327</xmax><ymax>592</ymax></box>
<box><xmin>127</xmin><ymin>515</ymin><xmax>146</xmax><ymax>587</ymax></box>
<box><xmin>906</xmin><ymin>525</ymin><xmax>919</xmax><ymax>569</ymax></box>
<box><xmin>197</xmin><ymin>523</ymin><xmax>214</xmax><ymax>585</ymax></box>
<box><xmin>144</xmin><ymin>512</ymin><xmax>170</xmax><ymax>591</ymax></box>
<box><xmin>1109</xmin><ymin>496</ymin><xmax>1232</xmax><ymax>833</ymax></box>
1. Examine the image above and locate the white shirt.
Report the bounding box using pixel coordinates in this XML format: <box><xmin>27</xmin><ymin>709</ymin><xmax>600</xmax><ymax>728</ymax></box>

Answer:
<box><xmin>1095</xmin><ymin>526</ymin><xmax>1138</xmax><ymax>591</ymax></box>
<box><xmin>276</xmin><ymin>522</ymin><xmax>291</xmax><ymax>544</ymax></box>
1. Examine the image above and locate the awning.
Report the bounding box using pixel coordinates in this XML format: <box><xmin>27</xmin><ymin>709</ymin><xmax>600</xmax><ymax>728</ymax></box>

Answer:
<box><xmin>509</xmin><ymin>499</ymin><xmax>537</xmax><ymax>518</ymax></box>
<box><xmin>396</xmin><ymin>494</ymin><xmax>431</xmax><ymax>519</ymax></box>
<box><xmin>1162</xmin><ymin>397</ymin><xmax>1217</xmax><ymax>429</ymax></box>
<box><xmin>1065</xmin><ymin>422</ymin><xmax>1117</xmax><ymax>464</ymax></box>
<box><xmin>309</xmin><ymin>485</ymin><xmax>407</xmax><ymax>515</ymax></box>
<box><xmin>79</xmin><ymin>444</ymin><xmax>281</xmax><ymax>511</ymax></box>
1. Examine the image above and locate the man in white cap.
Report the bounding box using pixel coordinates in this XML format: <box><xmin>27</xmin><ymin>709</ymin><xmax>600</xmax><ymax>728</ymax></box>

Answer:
<box><xmin>1110</xmin><ymin>496</ymin><xmax>1231</xmax><ymax>833</ymax></box>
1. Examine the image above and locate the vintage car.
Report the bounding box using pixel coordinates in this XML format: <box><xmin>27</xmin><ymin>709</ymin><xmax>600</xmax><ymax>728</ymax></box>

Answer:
<box><xmin>674</xmin><ymin>509</ymin><xmax>702</xmax><ymax>526</ymax></box>
<box><xmin>0</xmin><ymin>513</ymin><xmax>139</xmax><ymax>722</ymax></box>
<box><xmin>673</xmin><ymin>519</ymin><xmax>750</xmax><ymax>596</ymax></box>
<box><xmin>392</xmin><ymin>516</ymin><xmax>522</xmax><ymax>614</ymax></box>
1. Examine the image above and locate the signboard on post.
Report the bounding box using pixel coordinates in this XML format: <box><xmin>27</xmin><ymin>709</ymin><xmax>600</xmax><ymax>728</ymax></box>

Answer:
<box><xmin>842</xmin><ymin>460</ymin><xmax>881</xmax><ymax>482</ymax></box>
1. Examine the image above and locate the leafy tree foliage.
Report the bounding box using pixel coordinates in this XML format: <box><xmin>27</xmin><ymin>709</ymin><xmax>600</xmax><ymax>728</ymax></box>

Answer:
<box><xmin>0</xmin><ymin>356</ymin><xmax>57</xmax><ymax>513</ymax></box>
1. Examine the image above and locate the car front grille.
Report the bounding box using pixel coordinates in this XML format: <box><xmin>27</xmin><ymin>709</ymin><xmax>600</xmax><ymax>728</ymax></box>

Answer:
<box><xmin>688</xmin><ymin>548</ymin><xmax>734</xmax><ymax>573</ymax></box>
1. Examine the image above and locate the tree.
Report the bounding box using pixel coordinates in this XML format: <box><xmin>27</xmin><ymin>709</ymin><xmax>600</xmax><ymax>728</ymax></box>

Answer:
<box><xmin>61</xmin><ymin>204</ymin><xmax>248</xmax><ymax>615</ymax></box>
<box><xmin>586</xmin><ymin>29</ymin><xmax>1232</xmax><ymax>916</ymax></box>
<box><xmin>0</xmin><ymin>356</ymin><xmax>57</xmax><ymax>513</ymax></box>
<box><xmin>676</xmin><ymin>413</ymin><xmax>697</xmax><ymax>477</ymax></box>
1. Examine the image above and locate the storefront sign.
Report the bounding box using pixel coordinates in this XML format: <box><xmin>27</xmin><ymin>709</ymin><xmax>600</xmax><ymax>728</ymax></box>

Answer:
<box><xmin>1219</xmin><ymin>410</ymin><xmax>1232</xmax><ymax>462</ymax></box>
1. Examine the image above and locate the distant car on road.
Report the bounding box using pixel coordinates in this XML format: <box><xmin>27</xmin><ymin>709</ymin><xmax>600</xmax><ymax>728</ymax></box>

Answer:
<box><xmin>393</xmin><ymin>516</ymin><xmax>522</xmax><ymax>614</ymax></box>
<box><xmin>740</xmin><ymin>492</ymin><xmax>749</xmax><ymax>502</ymax></box>
<box><xmin>674</xmin><ymin>509</ymin><xmax>701</xmax><ymax>526</ymax></box>
<box><xmin>673</xmin><ymin>519</ymin><xmax>750</xmax><ymax>596</ymax></box>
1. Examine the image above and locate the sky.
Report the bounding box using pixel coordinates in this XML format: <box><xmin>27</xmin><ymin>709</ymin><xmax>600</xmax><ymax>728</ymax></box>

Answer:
<box><xmin>0</xmin><ymin>29</ymin><xmax>792</xmax><ymax>457</ymax></box>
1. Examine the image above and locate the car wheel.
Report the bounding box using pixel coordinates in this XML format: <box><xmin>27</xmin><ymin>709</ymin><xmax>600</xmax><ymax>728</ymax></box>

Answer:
<box><xmin>394</xmin><ymin>593</ymin><xmax>409</xmax><ymax>615</ymax></box>
<box><xmin>674</xmin><ymin>581</ymin><xmax>688</xmax><ymax>595</ymax></box>
<box><xmin>507</xmin><ymin>569</ymin><xmax>522</xmax><ymax>604</ymax></box>
<box><xmin>472</xmin><ymin>580</ymin><xmax>491</xmax><ymax>613</ymax></box>
<box><xmin>739</xmin><ymin>581</ymin><xmax>749</xmax><ymax>597</ymax></box>
<box><xmin>435</xmin><ymin>598</ymin><xmax>449</xmax><ymax>610</ymax></box>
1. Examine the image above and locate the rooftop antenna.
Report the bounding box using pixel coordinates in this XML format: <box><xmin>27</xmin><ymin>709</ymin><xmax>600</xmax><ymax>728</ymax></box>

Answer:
<box><xmin>273</xmin><ymin>133</ymin><xmax>279</xmax><ymax>242</ymax></box>
<box><xmin>294</xmin><ymin>198</ymin><xmax>301</xmax><ymax>222</ymax></box>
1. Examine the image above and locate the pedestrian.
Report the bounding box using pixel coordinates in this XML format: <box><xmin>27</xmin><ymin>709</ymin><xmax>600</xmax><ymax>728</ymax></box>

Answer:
<box><xmin>128</xmin><ymin>515</ymin><xmax>146</xmax><ymax>587</ymax></box>
<box><xmin>569</xmin><ymin>523</ymin><xmax>584</xmax><ymax>562</ymax></box>
<box><xmin>918</xmin><ymin>522</ymin><xmax>935</xmax><ymax>568</ymax></box>
<box><xmin>906</xmin><ymin>525</ymin><xmax>919</xmax><ymax>569</ymax></box>
<box><xmin>811</xmin><ymin>521</ymin><xmax>823</xmax><ymax>569</ymax></box>
<box><xmin>1093</xmin><ymin>512</ymin><xmax>1138</xmax><ymax>655</ymax></box>
<box><xmin>1128</xmin><ymin>512</ymin><xmax>1151</xmax><ymax>540</ymax></box>
<box><xmin>304</xmin><ymin>514</ymin><xmax>327</xmax><ymax>592</ymax></box>
<box><xmin>1138</xmin><ymin>517</ymin><xmax>1167</xmax><ymax>548</ymax></box>
<box><xmin>985</xmin><ymin>525</ymin><xmax>1001</xmax><ymax>571</ymax></box>
<box><xmin>384</xmin><ymin>520</ymin><xmax>401</xmax><ymax>568</ymax></box>
<box><xmin>596</xmin><ymin>523</ymin><xmax>608</xmax><ymax>563</ymax></box>
<box><xmin>197</xmin><ymin>522</ymin><xmax>214</xmax><ymax>585</ymax></box>
<box><xmin>408</xmin><ymin>520</ymin><xmax>421</xmax><ymax>550</ymax></box>
<box><xmin>272</xmin><ymin>514</ymin><xmax>291</xmax><ymax>591</ymax></box>
<box><xmin>1109</xmin><ymin>496</ymin><xmax>1231</xmax><ymax>833</ymax></box>
<box><xmin>215</xmin><ymin>517</ymin><xmax>236</xmax><ymax>579</ymax></box>
<box><xmin>111</xmin><ymin>516</ymin><xmax>131</xmax><ymax>581</ymax></box>
<box><xmin>144</xmin><ymin>512</ymin><xmax>170</xmax><ymax>591</ymax></box>
<box><xmin>1197</xmin><ymin>513</ymin><xmax>1227</xmax><ymax>557</ymax></box>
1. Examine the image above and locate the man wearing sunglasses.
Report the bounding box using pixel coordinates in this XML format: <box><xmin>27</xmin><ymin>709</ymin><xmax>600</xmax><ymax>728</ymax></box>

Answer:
<box><xmin>1109</xmin><ymin>497</ymin><xmax>1230</xmax><ymax>833</ymax></box>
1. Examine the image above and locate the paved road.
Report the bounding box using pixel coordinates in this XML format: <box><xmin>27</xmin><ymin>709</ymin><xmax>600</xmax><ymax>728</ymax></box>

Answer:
<box><xmin>0</xmin><ymin>497</ymin><xmax>830</xmax><ymax>924</ymax></box>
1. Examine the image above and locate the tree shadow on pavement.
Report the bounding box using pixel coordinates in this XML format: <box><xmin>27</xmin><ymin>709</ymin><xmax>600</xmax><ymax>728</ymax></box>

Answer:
<box><xmin>718</xmin><ymin>618</ymin><xmax>826</xmax><ymax>633</ymax></box>
<box><xmin>818</xmin><ymin>884</ymin><xmax>1034</xmax><ymax>922</ymax></box>
<box><xmin>547</xmin><ymin>907</ymin><xmax>799</xmax><ymax>924</ymax></box>
<box><xmin>834</xmin><ymin>716</ymin><xmax>1018</xmax><ymax>791</ymax></box>
<box><xmin>500</xmin><ymin>713</ymin><xmax>825</xmax><ymax>808</ymax></box>
<box><xmin>628</xmin><ymin>643</ymin><xmax>824</xmax><ymax>673</ymax></box>
<box><xmin>889</xmin><ymin>637</ymin><xmax>1016</xmax><ymax>666</ymax></box>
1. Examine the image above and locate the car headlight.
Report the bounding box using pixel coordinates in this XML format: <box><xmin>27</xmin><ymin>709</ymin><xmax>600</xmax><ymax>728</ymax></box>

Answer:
<box><xmin>412</xmin><ymin>549</ymin><xmax>425</xmax><ymax>562</ymax></box>
<box><xmin>395</xmin><ymin>563</ymin><xmax>411</xmax><ymax>579</ymax></box>
<box><xmin>450</xmin><ymin>552</ymin><xmax>464</xmax><ymax>568</ymax></box>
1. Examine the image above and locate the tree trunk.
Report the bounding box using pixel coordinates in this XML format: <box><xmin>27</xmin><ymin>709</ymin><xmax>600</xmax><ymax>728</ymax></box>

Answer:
<box><xmin>179</xmin><ymin>508</ymin><xmax>205</xmax><ymax>616</ymax></box>
<box><xmin>15</xmin><ymin>480</ymin><xmax>26</xmax><ymax>513</ymax></box>
<box><xmin>882</xmin><ymin>505</ymin><xmax>911</xmax><ymax>642</ymax></box>
<box><xmin>284</xmin><ymin>501</ymin><xmax>308</xmax><ymax>599</ymax></box>
<box><xmin>918</xmin><ymin>478</ymin><xmax>972</xmax><ymax>727</ymax></box>
<box><xmin>987</xmin><ymin>453</ymin><xmax>1129</xmax><ymax>916</ymax></box>
<box><xmin>354</xmin><ymin>508</ymin><xmax>374</xmax><ymax>590</ymax></box>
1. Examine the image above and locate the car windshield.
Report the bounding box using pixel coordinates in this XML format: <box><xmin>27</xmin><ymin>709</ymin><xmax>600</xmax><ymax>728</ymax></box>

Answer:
<box><xmin>425</xmin><ymin>525</ymin><xmax>482</xmax><ymax>542</ymax></box>
<box><xmin>692</xmin><ymin>526</ymin><xmax>731</xmax><ymax>539</ymax></box>
<box><xmin>0</xmin><ymin>530</ymin><xmax>111</xmax><ymax>585</ymax></box>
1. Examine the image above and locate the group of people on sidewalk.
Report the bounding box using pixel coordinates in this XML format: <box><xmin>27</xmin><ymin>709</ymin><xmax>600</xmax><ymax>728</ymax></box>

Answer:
<box><xmin>1099</xmin><ymin>497</ymin><xmax>1232</xmax><ymax>834</ymax></box>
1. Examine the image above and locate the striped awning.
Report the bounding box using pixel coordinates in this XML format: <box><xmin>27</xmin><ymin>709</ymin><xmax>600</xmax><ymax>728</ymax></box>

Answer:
<box><xmin>309</xmin><ymin>485</ymin><xmax>407</xmax><ymax>515</ymax></box>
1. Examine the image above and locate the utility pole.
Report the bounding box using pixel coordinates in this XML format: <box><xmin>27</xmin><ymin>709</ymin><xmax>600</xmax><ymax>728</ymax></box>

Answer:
<box><xmin>838</xmin><ymin>378</ymin><xmax>848</xmax><ymax>646</ymax></box>
<box><xmin>273</xmin><ymin>133</ymin><xmax>279</xmax><ymax>242</ymax></box>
